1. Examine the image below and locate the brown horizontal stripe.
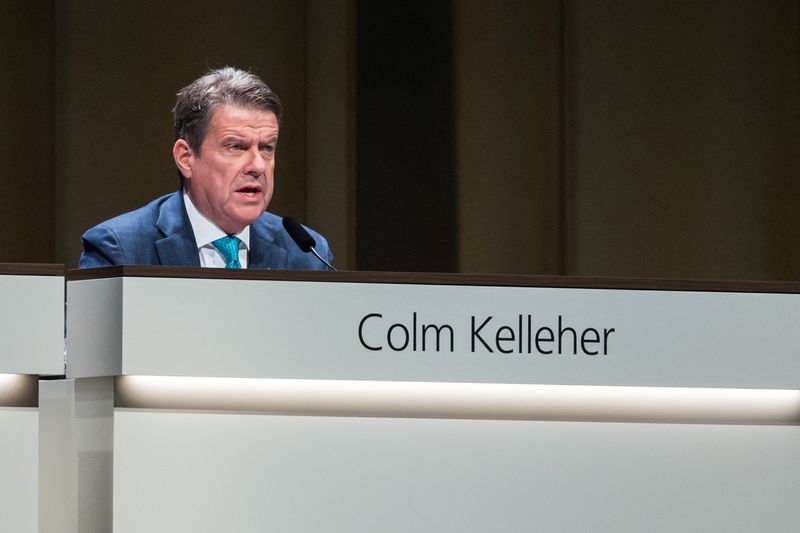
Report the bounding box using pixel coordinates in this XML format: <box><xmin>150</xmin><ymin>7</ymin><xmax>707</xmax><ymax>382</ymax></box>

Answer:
<box><xmin>0</xmin><ymin>263</ymin><xmax>64</xmax><ymax>276</ymax></box>
<box><xmin>68</xmin><ymin>266</ymin><xmax>800</xmax><ymax>294</ymax></box>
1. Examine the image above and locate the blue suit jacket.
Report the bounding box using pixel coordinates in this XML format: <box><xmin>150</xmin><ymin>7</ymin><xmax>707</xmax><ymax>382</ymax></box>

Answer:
<box><xmin>79</xmin><ymin>191</ymin><xmax>333</xmax><ymax>270</ymax></box>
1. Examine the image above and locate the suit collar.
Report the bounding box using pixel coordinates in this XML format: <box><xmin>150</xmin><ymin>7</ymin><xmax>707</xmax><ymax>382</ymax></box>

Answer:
<box><xmin>248</xmin><ymin>217</ymin><xmax>287</xmax><ymax>269</ymax></box>
<box><xmin>182</xmin><ymin>190</ymin><xmax>252</xmax><ymax>250</ymax></box>
<box><xmin>152</xmin><ymin>190</ymin><xmax>289</xmax><ymax>269</ymax></box>
<box><xmin>154</xmin><ymin>191</ymin><xmax>201</xmax><ymax>267</ymax></box>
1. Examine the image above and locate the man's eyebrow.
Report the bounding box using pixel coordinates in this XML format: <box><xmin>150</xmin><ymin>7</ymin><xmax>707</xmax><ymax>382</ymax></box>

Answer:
<box><xmin>220</xmin><ymin>135</ymin><xmax>248</xmax><ymax>143</ymax></box>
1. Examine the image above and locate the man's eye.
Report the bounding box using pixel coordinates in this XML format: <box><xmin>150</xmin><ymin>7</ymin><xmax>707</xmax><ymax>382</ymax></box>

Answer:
<box><xmin>260</xmin><ymin>145</ymin><xmax>275</xmax><ymax>153</ymax></box>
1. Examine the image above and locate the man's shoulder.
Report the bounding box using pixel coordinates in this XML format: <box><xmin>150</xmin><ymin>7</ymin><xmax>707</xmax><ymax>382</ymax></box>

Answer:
<box><xmin>90</xmin><ymin>192</ymin><xmax>179</xmax><ymax>235</ymax></box>
<box><xmin>97</xmin><ymin>192</ymin><xmax>178</xmax><ymax>227</ymax></box>
<box><xmin>79</xmin><ymin>191</ymin><xmax>191</xmax><ymax>268</ymax></box>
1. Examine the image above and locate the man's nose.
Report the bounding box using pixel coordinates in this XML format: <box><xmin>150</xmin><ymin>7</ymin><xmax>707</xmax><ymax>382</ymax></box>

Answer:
<box><xmin>243</xmin><ymin>147</ymin><xmax>267</xmax><ymax>176</ymax></box>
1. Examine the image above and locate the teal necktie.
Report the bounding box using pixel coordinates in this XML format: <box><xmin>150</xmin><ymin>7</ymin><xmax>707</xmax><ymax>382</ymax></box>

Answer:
<box><xmin>212</xmin><ymin>236</ymin><xmax>242</xmax><ymax>269</ymax></box>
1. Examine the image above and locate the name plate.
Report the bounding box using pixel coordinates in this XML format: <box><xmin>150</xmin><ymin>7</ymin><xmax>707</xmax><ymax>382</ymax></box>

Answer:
<box><xmin>66</xmin><ymin>272</ymin><xmax>800</xmax><ymax>389</ymax></box>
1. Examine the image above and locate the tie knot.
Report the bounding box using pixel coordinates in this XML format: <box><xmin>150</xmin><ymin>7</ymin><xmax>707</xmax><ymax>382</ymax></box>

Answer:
<box><xmin>212</xmin><ymin>236</ymin><xmax>242</xmax><ymax>269</ymax></box>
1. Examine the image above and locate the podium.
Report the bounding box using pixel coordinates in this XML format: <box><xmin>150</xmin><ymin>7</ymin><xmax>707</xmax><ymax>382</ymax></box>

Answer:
<box><xmin>0</xmin><ymin>264</ymin><xmax>64</xmax><ymax>533</ymax></box>
<box><xmin>62</xmin><ymin>267</ymin><xmax>800</xmax><ymax>532</ymax></box>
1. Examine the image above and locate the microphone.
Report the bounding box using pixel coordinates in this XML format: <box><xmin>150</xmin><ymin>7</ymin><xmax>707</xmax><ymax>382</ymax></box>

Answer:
<box><xmin>282</xmin><ymin>217</ymin><xmax>337</xmax><ymax>271</ymax></box>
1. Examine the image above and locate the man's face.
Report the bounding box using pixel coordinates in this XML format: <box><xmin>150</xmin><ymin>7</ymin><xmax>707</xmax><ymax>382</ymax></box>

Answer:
<box><xmin>174</xmin><ymin>104</ymin><xmax>279</xmax><ymax>235</ymax></box>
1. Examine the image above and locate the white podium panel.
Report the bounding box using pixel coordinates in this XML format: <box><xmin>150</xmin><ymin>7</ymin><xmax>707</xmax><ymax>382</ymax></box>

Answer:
<box><xmin>0</xmin><ymin>266</ymin><xmax>64</xmax><ymax>375</ymax></box>
<box><xmin>0</xmin><ymin>407</ymin><xmax>38</xmax><ymax>533</ymax></box>
<box><xmin>0</xmin><ymin>265</ymin><xmax>65</xmax><ymax>533</ymax></box>
<box><xmin>112</xmin><ymin>410</ymin><xmax>800</xmax><ymax>533</ymax></box>
<box><xmin>38</xmin><ymin>378</ymin><xmax>114</xmax><ymax>533</ymax></box>
<box><xmin>64</xmin><ymin>269</ymin><xmax>800</xmax><ymax>533</ymax></box>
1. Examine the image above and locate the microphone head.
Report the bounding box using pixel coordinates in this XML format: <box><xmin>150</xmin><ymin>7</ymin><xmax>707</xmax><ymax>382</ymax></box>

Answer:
<box><xmin>282</xmin><ymin>216</ymin><xmax>316</xmax><ymax>253</ymax></box>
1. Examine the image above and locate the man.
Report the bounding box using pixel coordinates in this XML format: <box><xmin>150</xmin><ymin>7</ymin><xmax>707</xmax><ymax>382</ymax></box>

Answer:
<box><xmin>79</xmin><ymin>67</ymin><xmax>332</xmax><ymax>270</ymax></box>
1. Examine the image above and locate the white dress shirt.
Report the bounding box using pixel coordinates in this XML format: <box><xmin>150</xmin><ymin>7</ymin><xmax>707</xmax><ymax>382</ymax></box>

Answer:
<box><xmin>183</xmin><ymin>191</ymin><xmax>250</xmax><ymax>268</ymax></box>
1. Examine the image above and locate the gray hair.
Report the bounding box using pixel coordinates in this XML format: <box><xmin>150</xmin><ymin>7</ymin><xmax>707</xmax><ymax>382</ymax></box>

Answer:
<box><xmin>173</xmin><ymin>67</ymin><xmax>283</xmax><ymax>154</ymax></box>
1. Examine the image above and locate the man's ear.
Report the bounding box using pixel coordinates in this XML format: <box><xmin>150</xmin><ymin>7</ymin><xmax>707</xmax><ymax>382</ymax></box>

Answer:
<box><xmin>173</xmin><ymin>139</ymin><xmax>193</xmax><ymax>180</ymax></box>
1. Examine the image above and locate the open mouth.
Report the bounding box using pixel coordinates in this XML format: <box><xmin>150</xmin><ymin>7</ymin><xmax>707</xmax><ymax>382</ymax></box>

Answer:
<box><xmin>237</xmin><ymin>186</ymin><xmax>261</xmax><ymax>198</ymax></box>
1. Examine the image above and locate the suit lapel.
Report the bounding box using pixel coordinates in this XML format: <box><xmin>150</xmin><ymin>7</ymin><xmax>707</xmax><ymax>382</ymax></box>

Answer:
<box><xmin>154</xmin><ymin>192</ymin><xmax>201</xmax><ymax>267</ymax></box>
<box><xmin>249</xmin><ymin>218</ymin><xmax>287</xmax><ymax>269</ymax></box>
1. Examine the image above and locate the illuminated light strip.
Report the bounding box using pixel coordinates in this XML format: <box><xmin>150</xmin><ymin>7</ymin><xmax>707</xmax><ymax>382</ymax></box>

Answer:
<box><xmin>115</xmin><ymin>375</ymin><xmax>800</xmax><ymax>425</ymax></box>
<box><xmin>0</xmin><ymin>374</ymin><xmax>38</xmax><ymax>407</ymax></box>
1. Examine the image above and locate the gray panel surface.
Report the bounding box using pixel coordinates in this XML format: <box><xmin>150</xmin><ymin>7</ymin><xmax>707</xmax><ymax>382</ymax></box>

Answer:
<box><xmin>0</xmin><ymin>275</ymin><xmax>64</xmax><ymax>375</ymax></box>
<box><xmin>71</xmin><ymin>276</ymin><xmax>800</xmax><ymax>388</ymax></box>
<box><xmin>0</xmin><ymin>408</ymin><xmax>38</xmax><ymax>533</ymax></box>
<box><xmin>113</xmin><ymin>410</ymin><xmax>800</xmax><ymax>533</ymax></box>
<box><xmin>66</xmin><ymin>278</ymin><xmax>122</xmax><ymax>378</ymax></box>
<box><xmin>38</xmin><ymin>378</ymin><xmax>114</xmax><ymax>533</ymax></box>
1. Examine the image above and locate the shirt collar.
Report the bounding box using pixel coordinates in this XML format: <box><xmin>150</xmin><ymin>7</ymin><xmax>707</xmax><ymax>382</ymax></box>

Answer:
<box><xmin>183</xmin><ymin>190</ymin><xmax>251</xmax><ymax>250</ymax></box>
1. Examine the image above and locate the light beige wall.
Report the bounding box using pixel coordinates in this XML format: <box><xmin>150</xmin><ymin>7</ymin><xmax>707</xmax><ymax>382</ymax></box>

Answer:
<box><xmin>564</xmin><ymin>0</ymin><xmax>800</xmax><ymax>280</ymax></box>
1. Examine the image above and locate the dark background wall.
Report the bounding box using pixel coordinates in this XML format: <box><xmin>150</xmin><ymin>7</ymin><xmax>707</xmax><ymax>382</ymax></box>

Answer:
<box><xmin>0</xmin><ymin>1</ymin><xmax>54</xmax><ymax>262</ymax></box>
<box><xmin>0</xmin><ymin>0</ymin><xmax>797</xmax><ymax>281</ymax></box>
<box><xmin>356</xmin><ymin>1</ymin><xmax>457</xmax><ymax>272</ymax></box>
